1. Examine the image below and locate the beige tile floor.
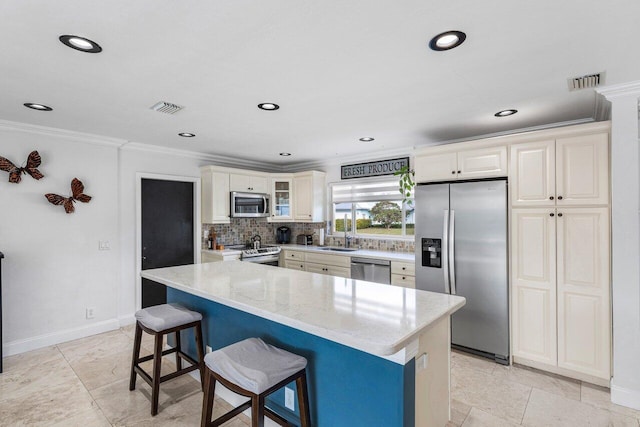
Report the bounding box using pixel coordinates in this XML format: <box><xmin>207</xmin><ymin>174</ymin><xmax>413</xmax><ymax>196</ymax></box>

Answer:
<box><xmin>1</xmin><ymin>327</ymin><xmax>639</xmax><ymax>426</ymax></box>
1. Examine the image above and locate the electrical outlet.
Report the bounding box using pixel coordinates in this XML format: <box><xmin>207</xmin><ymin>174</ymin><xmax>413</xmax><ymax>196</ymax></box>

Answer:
<box><xmin>98</xmin><ymin>241</ymin><xmax>110</xmax><ymax>251</ymax></box>
<box><xmin>284</xmin><ymin>386</ymin><xmax>295</xmax><ymax>410</ymax></box>
<box><xmin>86</xmin><ymin>307</ymin><xmax>95</xmax><ymax>319</ymax></box>
<box><xmin>206</xmin><ymin>345</ymin><xmax>213</xmax><ymax>354</ymax></box>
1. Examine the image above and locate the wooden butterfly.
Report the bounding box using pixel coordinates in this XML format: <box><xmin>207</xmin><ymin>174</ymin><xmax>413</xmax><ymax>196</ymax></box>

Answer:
<box><xmin>0</xmin><ymin>150</ymin><xmax>44</xmax><ymax>183</ymax></box>
<box><xmin>45</xmin><ymin>178</ymin><xmax>92</xmax><ymax>214</ymax></box>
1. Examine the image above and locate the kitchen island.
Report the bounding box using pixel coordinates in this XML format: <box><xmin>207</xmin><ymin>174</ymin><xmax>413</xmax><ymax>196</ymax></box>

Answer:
<box><xmin>142</xmin><ymin>261</ymin><xmax>465</xmax><ymax>427</ymax></box>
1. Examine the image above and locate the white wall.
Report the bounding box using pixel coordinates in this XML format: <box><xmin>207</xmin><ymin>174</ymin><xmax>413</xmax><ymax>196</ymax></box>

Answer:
<box><xmin>0</xmin><ymin>124</ymin><xmax>121</xmax><ymax>354</ymax></box>
<box><xmin>0</xmin><ymin>123</ymin><xmax>211</xmax><ymax>356</ymax></box>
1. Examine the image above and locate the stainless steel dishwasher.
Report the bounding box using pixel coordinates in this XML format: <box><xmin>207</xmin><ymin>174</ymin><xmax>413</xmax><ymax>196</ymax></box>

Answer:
<box><xmin>350</xmin><ymin>257</ymin><xmax>391</xmax><ymax>284</ymax></box>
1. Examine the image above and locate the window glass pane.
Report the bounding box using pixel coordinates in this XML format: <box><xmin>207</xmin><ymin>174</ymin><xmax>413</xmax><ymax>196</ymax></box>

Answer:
<box><xmin>405</xmin><ymin>203</ymin><xmax>415</xmax><ymax>236</ymax></box>
<box><xmin>333</xmin><ymin>202</ymin><xmax>353</xmax><ymax>232</ymax></box>
<box><xmin>356</xmin><ymin>201</ymin><xmax>403</xmax><ymax>236</ymax></box>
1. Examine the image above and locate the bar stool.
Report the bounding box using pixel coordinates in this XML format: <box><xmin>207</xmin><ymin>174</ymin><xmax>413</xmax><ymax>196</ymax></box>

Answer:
<box><xmin>129</xmin><ymin>303</ymin><xmax>205</xmax><ymax>415</ymax></box>
<box><xmin>201</xmin><ymin>337</ymin><xmax>311</xmax><ymax>427</ymax></box>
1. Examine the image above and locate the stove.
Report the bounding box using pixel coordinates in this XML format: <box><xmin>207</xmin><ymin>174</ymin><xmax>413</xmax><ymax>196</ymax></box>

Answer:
<box><xmin>227</xmin><ymin>244</ymin><xmax>282</xmax><ymax>265</ymax></box>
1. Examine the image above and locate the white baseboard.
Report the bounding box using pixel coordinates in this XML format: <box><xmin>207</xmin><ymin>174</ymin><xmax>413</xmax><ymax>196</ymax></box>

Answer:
<box><xmin>118</xmin><ymin>313</ymin><xmax>136</xmax><ymax>327</ymax></box>
<box><xmin>3</xmin><ymin>318</ymin><xmax>121</xmax><ymax>357</ymax></box>
<box><xmin>611</xmin><ymin>383</ymin><xmax>640</xmax><ymax>410</ymax></box>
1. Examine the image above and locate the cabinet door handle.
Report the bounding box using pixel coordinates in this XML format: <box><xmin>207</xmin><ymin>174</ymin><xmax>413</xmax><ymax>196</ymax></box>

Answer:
<box><xmin>402</xmin><ymin>267</ymin><xmax>406</xmax><ymax>270</ymax></box>
<box><xmin>550</xmin><ymin>213</ymin><xmax>554</xmax><ymax>217</ymax></box>
<box><xmin>558</xmin><ymin>213</ymin><xmax>563</xmax><ymax>217</ymax></box>
<box><xmin>557</xmin><ymin>196</ymin><xmax>563</xmax><ymax>200</ymax></box>
<box><xmin>549</xmin><ymin>196</ymin><xmax>554</xmax><ymax>200</ymax></box>
<box><xmin>402</xmin><ymin>276</ymin><xmax>406</xmax><ymax>280</ymax></box>
<box><xmin>451</xmin><ymin>171</ymin><xmax>456</xmax><ymax>174</ymax></box>
<box><xmin>457</xmin><ymin>170</ymin><xmax>461</xmax><ymax>174</ymax></box>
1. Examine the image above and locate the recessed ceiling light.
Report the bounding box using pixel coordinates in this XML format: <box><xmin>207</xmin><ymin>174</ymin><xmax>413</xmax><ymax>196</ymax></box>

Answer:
<box><xmin>359</xmin><ymin>137</ymin><xmax>375</xmax><ymax>142</ymax></box>
<box><xmin>429</xmin><ymin>31</ymin><xmax>466</xmax><ymax>51</ymax></box>
<box><xmin>23</xmin><ymin>103</ymin><xmax>52</xmax><ymax>111</ymax></box>
<box><xmin>279</xmin><ymin>152</ymin><xmax>291</xmax><ymax>156</ymax></box>
<box><xmin>494</xmin><ymin>109</ymin><xmax>518</xmax><ymax>117</ymax></box>
<box><xmin>258</xmin><ymin>103</ymin><xmax>280</xmax><ymax>111</ymax></box>
<box><xmin>59</xmin><ymin>35</ymin><xmax>102</xmax><ymax>53</ymax></box>
<box><xmin>178</xmin><ymin>132</ymin><xmax>196</xmax><ymax>137</ymax></box>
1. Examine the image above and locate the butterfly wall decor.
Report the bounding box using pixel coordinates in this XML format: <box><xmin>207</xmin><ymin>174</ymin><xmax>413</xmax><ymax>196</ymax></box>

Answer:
<box><xmin>45</xmin><ymin>178</ymin><xmax>92</xmax><ymax>214</ymax></box>
<box><xmin>0</xmin><ymin>150</ymin><xmax>44</xmax><ymax>183</ymax></box>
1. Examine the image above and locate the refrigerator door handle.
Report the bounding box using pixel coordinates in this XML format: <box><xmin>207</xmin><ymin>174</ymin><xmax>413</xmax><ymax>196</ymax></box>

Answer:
<box><xmin>443</xmin><ymin>210</ymin><xmax>450</xmax><ymax>294</ymax></box>
<box><xmin>449</xmin><ymin>210</ymin><xmax>456</xmax><ymax>295</ymax></box>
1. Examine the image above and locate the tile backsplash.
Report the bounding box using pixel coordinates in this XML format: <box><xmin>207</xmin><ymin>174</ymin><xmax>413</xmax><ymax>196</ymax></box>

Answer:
<box><xmin>202</xmin><ymin>219</ymin><xmax>325</xmax><ymax>248</ymax></box>
<box><xmin>202</xmin><ymin>219</ymin><xmax>414</xmax><ymax>252</ymax></box>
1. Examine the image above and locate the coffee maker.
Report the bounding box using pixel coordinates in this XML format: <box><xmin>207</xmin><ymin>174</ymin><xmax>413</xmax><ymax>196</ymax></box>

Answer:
<box><xmin>276</xmin><ymin>226</ymin><xmax>291</xmax><ymax>244</ymax></box>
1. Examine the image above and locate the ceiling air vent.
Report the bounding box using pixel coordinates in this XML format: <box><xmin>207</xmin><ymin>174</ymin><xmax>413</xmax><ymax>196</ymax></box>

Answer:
<box><xmin>150</xmin><ymin>101</ymin><xmax>184</xmax><ymax>114</ymax></box>
<box><xmin>567</xmin><ymin>72</ymin><xmax>605</xmax><ymax>91</ymax></box>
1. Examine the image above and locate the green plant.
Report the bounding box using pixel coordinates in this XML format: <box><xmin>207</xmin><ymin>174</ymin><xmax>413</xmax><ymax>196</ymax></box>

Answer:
<box><xmin>394</xmin><ymin>166</ymin><xmax>415</xmax><ymax>206</ymax></box>
<box><xmin>370</xmin><ymin>201</ymin><xmax>402</xmax><ymax>229</ymax></box>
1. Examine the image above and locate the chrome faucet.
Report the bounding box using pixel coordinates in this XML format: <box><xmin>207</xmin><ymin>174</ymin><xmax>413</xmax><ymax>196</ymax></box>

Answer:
<box><xmin>344</xmin><ymin>214</ymin><xmax>352</xmax><ymax>248</ymax></box>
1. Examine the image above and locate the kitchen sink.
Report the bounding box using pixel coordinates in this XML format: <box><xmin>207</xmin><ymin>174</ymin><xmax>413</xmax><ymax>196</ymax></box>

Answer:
<box><xmin>319</xmin><ymin>247</ymin><xmax>358</xmax><ymax>252</ymax></box>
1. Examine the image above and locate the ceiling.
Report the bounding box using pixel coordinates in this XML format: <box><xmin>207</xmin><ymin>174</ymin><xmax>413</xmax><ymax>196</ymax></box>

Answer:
<box><xmin>1</xmin><ymin>1</ymin><xmax>639</xmax><ymax>168</ymax></box>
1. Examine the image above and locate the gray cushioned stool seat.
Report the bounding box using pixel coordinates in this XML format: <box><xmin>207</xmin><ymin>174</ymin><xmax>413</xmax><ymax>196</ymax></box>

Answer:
<box><xmin>135</xmin><ymin>303</ymin><xmax>202</xmax><ymax>332</ymax></box>
<box><xmin>204</xmin><ymin>337</ymin><xmax>307</xmax><ymax>394</ymax></box>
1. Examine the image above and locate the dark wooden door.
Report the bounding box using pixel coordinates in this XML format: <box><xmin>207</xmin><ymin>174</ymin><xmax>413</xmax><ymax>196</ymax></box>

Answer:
<box><xmin>141</xmin><ymin>179</ymin><xmax>194</xmax><ymax>308</ymax></box>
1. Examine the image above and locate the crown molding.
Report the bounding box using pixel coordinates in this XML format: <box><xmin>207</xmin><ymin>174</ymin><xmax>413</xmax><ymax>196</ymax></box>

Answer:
<box><xmin>428</xmin><ymin>118</ymin><xmax>596</xmax><ymax>148</ymax></box>
<box><xmin>597</xmin><ymin>80</ymin><xmax>640</xmax><ymax>99</ymax></box>
<box><xmin>0</xmin><ymin>119</ymin><xmax>127</xmax><ymax>147</ymax></box>
<box><xmin>594</xmin><ymin>93</ymin><xmax>612</xmax><ymax>121</ymax></box>
<box><xmin>120</xmin><ymin>142</ymin><xmax>283</xmax><ymax>172</ymax></box>
<box><xmin>284</xmin><ymin>145</ymin><xmax>417</xmax><ymax>172</ymax></box>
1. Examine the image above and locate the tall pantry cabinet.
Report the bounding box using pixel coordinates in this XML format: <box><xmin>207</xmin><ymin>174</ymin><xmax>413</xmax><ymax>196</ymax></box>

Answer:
<box><xmin>510</xmin><ymin>131</ymin><xmax>611</xmax><ymax>383</ymax></box>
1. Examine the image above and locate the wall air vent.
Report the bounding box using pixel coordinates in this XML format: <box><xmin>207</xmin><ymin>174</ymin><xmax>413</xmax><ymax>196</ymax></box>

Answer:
<box><xmin>150</xmin><ymin>101</ymin><xmax>184</xmax><ymax>114</ymax></box>
<box><xmin>567</xmin><ymin>72</ymin><xmax>605</xmax><ymax>91</ymax></box>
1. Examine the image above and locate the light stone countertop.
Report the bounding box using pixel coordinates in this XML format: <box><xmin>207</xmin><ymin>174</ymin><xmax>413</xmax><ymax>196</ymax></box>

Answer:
<box><xmin>141</xmin><ymin>261</ymin><xmax>464</xmax><ymax>360</ymax></box>
<box><xmin>279</xmin><ymin>244</ymin><xmax>415</xmax><ymax>262</ymax></box>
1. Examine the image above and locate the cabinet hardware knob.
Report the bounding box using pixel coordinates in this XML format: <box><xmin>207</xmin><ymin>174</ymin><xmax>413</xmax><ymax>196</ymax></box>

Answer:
<box><xmin>557</xmin><ymin>196</ymin><xmax>563</xmax><ymax>200</ymax></box>
<box><xmin>558</xmin><ymin>213</ymin><xmax>563</xmax><ymax>217</ymax></box>
<box><xmin>451</xmin><ymin>171</ymin><xmax>456</xmax><ymax>174</ymax></box>
<box><xmin>457</xmin><ymin>170</ymin><xmax>461</xmax><ymax>174</ymax></box>
<box><xmin>549</xmin><ymin>196</ymin><xmax>554</xmax><ymax>200</ymax></box>
<box><xmin>550</xmin><ymin>213</ymin><xmax>554</xmax><ymax>217</ymax></box>
<box><xmin>402</xmin><ymin>267</ymin><xmax>406</xmax><ymax>270</ymax></box>
<box><xmin>402</xmin><ymin>277</ymin><xmax>406</xmax><ymax>280</ymax></box>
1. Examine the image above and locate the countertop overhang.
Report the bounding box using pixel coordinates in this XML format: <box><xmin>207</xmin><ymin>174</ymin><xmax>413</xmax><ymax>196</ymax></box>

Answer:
<box><xmin>141</xmin><ymin>261</ymin><xmax>465</xmax><ymax>359</ymax></box>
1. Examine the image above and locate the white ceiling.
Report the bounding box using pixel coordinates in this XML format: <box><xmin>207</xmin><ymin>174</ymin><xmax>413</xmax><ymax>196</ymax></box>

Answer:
<box><xmin>1</xmin><ymin>1</ymin><xmax>639</xmax><ymax>168</ymax></box>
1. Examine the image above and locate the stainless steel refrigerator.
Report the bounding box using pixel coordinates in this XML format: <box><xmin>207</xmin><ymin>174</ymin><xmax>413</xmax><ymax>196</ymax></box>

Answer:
<box><xmin>415</xmin><ymin>179</ymin><xmax>509</xmax><ymax>364</ymax></box>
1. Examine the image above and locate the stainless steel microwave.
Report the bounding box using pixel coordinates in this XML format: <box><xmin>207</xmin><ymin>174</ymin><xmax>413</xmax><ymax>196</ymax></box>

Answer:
<box><xmin>230</xmin><ymin>192</ymin><xmax>270</xmax><ymax>218</ymax></box>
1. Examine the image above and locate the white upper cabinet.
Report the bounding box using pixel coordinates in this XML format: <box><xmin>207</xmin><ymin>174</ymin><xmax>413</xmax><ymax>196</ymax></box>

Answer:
<box><xmin>269</xmin><ymin>176</ymin><xmax>293</xmax><ymax>222</ymax></box>
<box><xmin>415</xmin><ymin>145</ymin><xmax>507</xmax><ymax>183</ymax></box>
<box><xmin>556</xmin><ymin>133</ymin><xmax>609</xmax><ymax>206</ymax></box>
<box><xmin>458</xmin><ymin>146</ymin><xmax>508</xmax><ymax>179</ymax></box>
<box><xmin>510</xmin><ymin>132</ymin><xmax>609</xmax><ymax>207</ymax></box>
<box><xmin>414</xmin><ymin>152</ymin><xmax>458</xmax><ymax>182</ymax></box>
<box><xmin>229</xmin><ymin>173</ymin><xmax>269</xmax><ymax>194</ymax></box>
<box><xmin>293</xmin><ymin>171</ymin><xmax>326</xmax><ymax>222</ymax></box>
<box><xmin>201</xmin><ymin>167</ymin><xmax>230</xmax><ymax>224</ymax></box>
<box><xmin>510</xmin><ymin>140</ymin><xmax>556</xmax><ymax>207</ymax></box>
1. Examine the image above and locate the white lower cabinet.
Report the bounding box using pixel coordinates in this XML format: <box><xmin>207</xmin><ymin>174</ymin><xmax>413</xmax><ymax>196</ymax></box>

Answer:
<box><xmin>391</xmin><ymin>261</ymin><xmax>416</xmax><ymax>288</ymax></box>
<box><xmin>305</xmin><ymin>252</ymin><xmax>351</xmax><ymax>278</ymax></box>
<box><xmin>511</xmin><ymin>207</ymin><xmax>610</xmax><ymax>381</ymax></box>
<box><xmin>283</xmin><ymin>260</ymin><xmax>305</xmax><ymax>271</ymax></box>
